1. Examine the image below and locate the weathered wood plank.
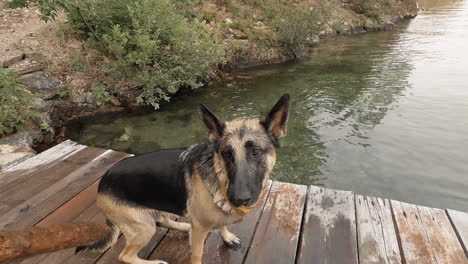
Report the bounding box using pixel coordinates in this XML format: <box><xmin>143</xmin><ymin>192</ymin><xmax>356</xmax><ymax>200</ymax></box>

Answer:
<box><xmin>13</xmin><ymin>182</ymin><xmax>100</xmax><ymax>264</ymax></box>
<box><xmin>0</xmin><ymin>141</ymin><xmax>85</xmax><ymax>193</ymax></box>
<box><xmin>202</xmin><ymin>181</ymin><xmax>273</xmax><ymax>264</ymax></box>
<box><xmin>392</xmin><ymin>201</ymin><xmax>467</xmax><ymax>264</ymax></box>
<box><xmin>417</xmin><ymin>206</ymin><xmax>467</xmax><ymax>263</ymax></box>
<box><xmin>356</xmin><ymin>195</ymin><xmax>401</xmax><ymax>264</ymax></box>
<box><xmin>60</xmin><ymin>206</ymin><xmax>108</xmax><ymax>264</ymax></box>
<box><xmin>0</xmin><ymin>146</ymin><xmax>105</xmax><ymax>215</ymax></box>
<box><xmin>147</xmin><ymin>218</ymin><xmax>193</xmax><ymax>263</ymax></box>
<box><xmin>15</xmin><ymin>203</ymin><xmax>102</xmax><ymax>264</ymax></box>
<box><xmin>95</xmin><ymin>226</ymin><xmax>168</xmax><ymax>264</ymax></box>
<box><xmin>36</xmin><ymin>181</ymin><xmax>100</xmax><ymax>227</ymax></box>
<box><xmin>243</xmin><ymin>181</ymin><xmax>307</xmax><ymax>264</ymax></box>
<box><xmin>0</xmin><ymin>150</ymin><xmax>129</xmax><ymax>229</ymax></box>
<box><xmin>447</xmin><ymin>209</ymin><xmax>468</xmax><ymax>258</ymax></box>
<box><xmin>1</xmin><ymin>140</ymin><xmax>79</xmax><ymax>173</ymax></box>
<box><xmin>297</xmin><ymin>186</ymin><xmax>358</xmax><ymax>264</ymax></box>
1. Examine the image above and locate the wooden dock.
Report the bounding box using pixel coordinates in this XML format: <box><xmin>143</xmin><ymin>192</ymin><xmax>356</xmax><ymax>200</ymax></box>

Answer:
<box><xmin>1</xmin><ymin>140</ymin><xmax>467</xmax><ymax>264</ymax></box>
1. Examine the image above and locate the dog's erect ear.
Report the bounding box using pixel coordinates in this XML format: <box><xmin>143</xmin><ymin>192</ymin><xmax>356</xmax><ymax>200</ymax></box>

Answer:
<box><xmin>199</xmin><ymin>104</ymin><xmax>225</xmax><ymax>141</ymax></box>
<box><xmin>261</xmin><ymin>94</ymin><xmax>291</xmax><ymax>140</ymax></box>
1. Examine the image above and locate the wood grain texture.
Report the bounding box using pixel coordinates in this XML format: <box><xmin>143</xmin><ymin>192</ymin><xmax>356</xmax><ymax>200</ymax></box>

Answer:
<box><xmin>447</xmin><ymin>209</ymin><xmax>468</xmax><ymax>259</ymax></box>
<box><xmin>392</xmin><ymin>201</ymin><xmax>467</xmax><ymax>264</ymax></box>
<box><xmin>355</xmin><ymin>195</ymin><xmax>401</xmax><ymax>264</ymax></box>
<box><xmin>0</xmin><ymin>150</ymin><xmax>128</xmax><ymax>229</ymax></box>
<box><xmin>202</xmin><ymin>181</ymin><xmax>273</xmax><ymax>264</ymax></box>
<box><xmin>297</xmin><ymin>185</ymin><xmax>358</xmax><ymax>264</ymax></box>
<box><xmin>95</xmin><ymin>226</ymin><xmax>168</xmax><ymax>264</ymax></box>
<box><xmin>147</xmin><ymin>219</ymin><xmax>193</xmax><ymax>264</ymax></box>
<box><xmin>244</xmin><ymin>181</ymin><xmax>307</xmax><ymax>264</ymax></box>
<box><xmin>0</xmin><ymin>141</ymin><xmax>85</xmax><ymax>193</ymax></box>
<box><xmin>17</xmin><ymin>204</ymin><xmax>103</xmax><ymax>264</ymax></box>
<box><xmin>1</xmin><ymin>140</ymin><xmax>80</xmax><ymax>173</ymax></box>
<box><xmin>0</xmin><ymin>146</ymin><xmax>105</xmax><ymax>215</ymax></box>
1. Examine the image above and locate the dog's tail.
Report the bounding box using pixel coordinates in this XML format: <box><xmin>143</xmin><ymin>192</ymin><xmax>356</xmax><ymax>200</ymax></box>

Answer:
<box><xmin>75</xmin><ymin>220</ymin><xmax>119</xmax><ymax>254</ymax></box>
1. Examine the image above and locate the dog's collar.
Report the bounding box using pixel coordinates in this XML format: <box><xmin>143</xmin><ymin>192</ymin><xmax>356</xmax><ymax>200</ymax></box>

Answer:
<box><xmin>220</xmin><ymin>183</ymin><xmax>265</xmax><ymax>216</ymax></box>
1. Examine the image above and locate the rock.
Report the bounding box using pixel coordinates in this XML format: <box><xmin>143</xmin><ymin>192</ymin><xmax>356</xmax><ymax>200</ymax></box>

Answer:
<box><xmin>1</xmin><ymin>54</ymin><xmax>24</xmax><ymax>68</ymax></box>
<box><xmin>32</xmin><ymin>98</ymin><xmax>51</xmax><ymax>112</ymax></box>
<box><xmin>225</xmin><ymin>18</ymin><xmax>233</xmax><ymax>24</ymax></box>
<box><xmin>84</xmin><ymin>92</ymin><xmax>96</xmax><ymax>106</ymax></box>
<box><xmin>0</xmin><ymin>144</ymin><xmax>36</xmax><ymax>154</ymax></box>
<box><xmin>0</xmin><ymin>131</ymin><xmax>43</xmax><ymax>148</ymax></box>
<box><xmin>16</xmin><ymin>63</ymin><xmax>46</xmax><ymax>75</ymax></box>
<box><xmin>24</xmin><ymin>52</ymin><xmax>46</xmax><ymax>63</ymax></box>
<box><xmin>109</xmin><ymin>96</ymin><xmax>122</xmax><ymax>107</ymax></box>
<box><xmin>0</xmin><ymin>152</ymin><xmax>35</xmax><ymax>169</ymax></box>
<box><xmin>67</xmin><ymin>72</ymin><xmax>96</xmax><ymax>105</ymax></box>
<box><xmin>17</xmin><ymin>71</ymin><xmax>62</xmax><ymax>99</ymax></box>
<box><xmin>229</xmin><ymin>28</ymin><xmax>248</xmax><ymax>40</ymax></box>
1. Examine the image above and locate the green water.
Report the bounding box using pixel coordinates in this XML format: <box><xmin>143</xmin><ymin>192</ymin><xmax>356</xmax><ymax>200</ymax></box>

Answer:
<box><xmin>69</xmin><ymin>0</ymin><xmax>468</xmax><ymax>212</ymax></box>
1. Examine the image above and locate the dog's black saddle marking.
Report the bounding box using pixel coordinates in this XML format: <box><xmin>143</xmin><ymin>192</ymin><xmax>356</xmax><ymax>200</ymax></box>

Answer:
<box><xmin>98</xmin><ymin>147</ymin><xmax>188</xmax><ymax>216</ymax></box>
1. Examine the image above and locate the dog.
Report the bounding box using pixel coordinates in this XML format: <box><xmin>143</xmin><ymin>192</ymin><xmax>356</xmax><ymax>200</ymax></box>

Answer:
<box><xmin>76</xmin><ymin>94</ymin><xmax>290</xmax><ymax>264</ymax></box>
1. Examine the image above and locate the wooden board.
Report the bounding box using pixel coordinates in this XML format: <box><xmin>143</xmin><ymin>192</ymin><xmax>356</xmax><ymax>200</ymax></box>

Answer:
<box><xmin>0</xmin><ymin>150</ymin><xmax>129</xmax><ymax>229</ymax></box>
<box><xmin>1</xmin><ymin>140</ymin><xmax>80</xmax><ymax>172</ymax></box>
<box><xmin>16</xmin><ymin>204</ymin><xmax>103</xmax><ymax>264</ymax></box>
<box><xmin>147</xmin><ymin>220</ymin><xmax>193</xmax><ymax>264</ymax></box>
<box><xmin>244</xmin><ymin>181</ymin><xmax>307</xmax><ymax>264</ymax></box>
<box><xmin>94</xmin><ymin>226</ymin><xmax>168</xmax><ymax>264</ymax></box>
<box><xmin>297</xmin><ymin>185</ymin><xmax>358</xmax><ymax>264</ymax></box>
<box><xmin>0</xmin><ymin>141</ymin><xmax>85</xmax><ymax>193</ymax></box>
<box><xmin>391</xmin><ymin>201</ymin><xmax>467</xmax><ymax>264</ymax></box>
<box><xmin>447</xmin><ymin>209</ymin><xmax>468</xmax><ymax>258</ymax></box>
<box><xmin>355</xmin><ymin>195</ymin><xmax>401</xmax><ymax>264</ymax></box>
<box><xmin>0</xmin><ymin>146</ymin><xmax>105</xmax><ymax>215</ymax></box>
<box><xmin>202</xmin><ymin>181</ymin><xmax>273</xmax><ymax>264</ymax></box>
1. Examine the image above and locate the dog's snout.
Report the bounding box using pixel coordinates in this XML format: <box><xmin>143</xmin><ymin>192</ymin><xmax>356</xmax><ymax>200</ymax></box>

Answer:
<box><xmin>231</xmin><ymin>194</ymin><xmax>252</xmax><ymax>207</ymax></box>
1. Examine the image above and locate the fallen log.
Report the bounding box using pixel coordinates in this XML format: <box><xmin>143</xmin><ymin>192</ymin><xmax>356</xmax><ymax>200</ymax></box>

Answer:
<box><xmin>0</xmin><ymin>222</ymin><xmax>109</xmax><ymax>262</ymax></box>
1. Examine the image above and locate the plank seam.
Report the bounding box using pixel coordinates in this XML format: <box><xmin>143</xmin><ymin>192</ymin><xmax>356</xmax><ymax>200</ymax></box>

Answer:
<box><xmin>389</xmin><ymin>201</ymin><xmax>408</xmax><ymax>264</ymax></box>
<box><xmin>355</xmin><ymin>194</ymin><xmax>360</xmax><ymax>264</ymax></box>
<box><xmin>294</xmin><ymin>185</ymin><xmax>309</xmax><ymax>264</ymax></box>
<box><xmin>445</xmin><ymin>210</ymin><xmax>468</xmax><ymax>259</ymax></box>
<box><xmin>145</xmin><ymin>228</ymin><xmax>173</xmax><ymax>260</ymax></box>
<box><xmin>293</xmin><ymin>185</ymin><xmax>309</xmax><ymax>264</ymax></box>
<box><xmin>241</xmin><ymin>180</ymin><xmax>274</xmax><ymax>264</ymax></box>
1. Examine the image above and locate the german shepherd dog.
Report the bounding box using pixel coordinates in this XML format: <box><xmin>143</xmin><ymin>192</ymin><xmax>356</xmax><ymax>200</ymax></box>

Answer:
<box><xmin>76</xmin><ymin>94</ymin><xmax>290</xmax><ymax>264</ymax></box>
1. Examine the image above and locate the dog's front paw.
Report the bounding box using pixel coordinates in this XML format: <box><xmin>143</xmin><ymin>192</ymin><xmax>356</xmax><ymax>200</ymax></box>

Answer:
<box><xmin>221</xmin><ymin>231</ymin><xmax>241</xmax><ymax>249</ymax></box>
<box><xmin>149</xmin><ymin>260</ymin><xmax>168</xmax><ymax>264</ymax></box>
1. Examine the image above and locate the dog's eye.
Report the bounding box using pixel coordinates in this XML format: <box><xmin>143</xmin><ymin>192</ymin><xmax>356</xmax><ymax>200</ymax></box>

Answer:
<box><xmin>222</xmin><ymin>150</ymin><xmax>234</xmax><ymax>162</ymax></box>
<box><xmin>252</xmin><ymin>149</ymin><xmax>261</xmax><ymax>157</ymax></box>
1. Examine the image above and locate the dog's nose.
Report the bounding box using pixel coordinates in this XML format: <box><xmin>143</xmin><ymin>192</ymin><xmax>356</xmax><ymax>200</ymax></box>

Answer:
<box><xmin>231</xmin><ymin>196</ymin><xmax>252</xmax><ymax>207</ymax></box>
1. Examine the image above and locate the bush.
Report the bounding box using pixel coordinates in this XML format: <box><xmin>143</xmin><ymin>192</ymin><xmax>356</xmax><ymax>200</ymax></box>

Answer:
<box><xmin>7</xmin><ymin>0</ymin><xmax>225</xmax><ymax>109</ymax></box>
<box><xmin>0</xmin><ymin>69</ymin><xmax>37</xmax><ymax>134</ymax></box>
<box><xmin>262</xmin><ymin>1</ymin><xmax>328</xmax><ymax>57</ymax></box>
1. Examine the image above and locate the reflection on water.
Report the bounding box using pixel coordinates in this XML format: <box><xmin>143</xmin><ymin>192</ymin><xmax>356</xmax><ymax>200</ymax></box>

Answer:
<box><xmin>69</xmin><ymin>0</ymin><xmax>468</xmax><ymax>211</ymax></box>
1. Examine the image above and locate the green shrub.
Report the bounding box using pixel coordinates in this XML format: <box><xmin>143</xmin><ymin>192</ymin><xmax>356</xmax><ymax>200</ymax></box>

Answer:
<box><xmin>0</xmin><ymin>69</ymin><xmax>37</xmax><ymax>134</ymax></box>
<box><xmin>101</xmin><ymin>0</ymin><xmax>225</xmax><ymax>108</ymax></box>
<box><xmin>262</xmin><ymin>1</ymin><xmax>327</xmax><ymax>57</ymax></box>
<box><xmin>92</xmin><ymin>86</ymin><xmax>111</xmax><ymax>105</ymax></box>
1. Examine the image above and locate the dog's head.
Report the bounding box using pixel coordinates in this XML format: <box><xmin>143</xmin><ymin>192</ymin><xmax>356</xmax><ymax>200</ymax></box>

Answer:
<box><xmin>198</xmin><ymin>94</ymin><xmax>290</xmax><ymax>208</ymax></box>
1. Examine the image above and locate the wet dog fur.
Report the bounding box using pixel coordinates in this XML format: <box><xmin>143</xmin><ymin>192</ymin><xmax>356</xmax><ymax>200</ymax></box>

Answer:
<box><xmin>75</xmin><ymin>94</ymin><xmax>290</xmax><ymax>264</ymax></box>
